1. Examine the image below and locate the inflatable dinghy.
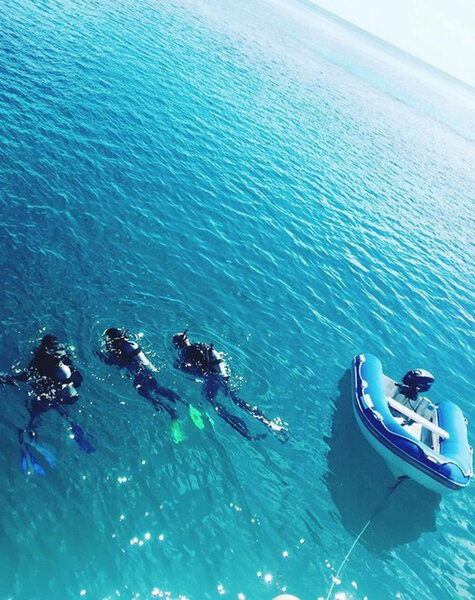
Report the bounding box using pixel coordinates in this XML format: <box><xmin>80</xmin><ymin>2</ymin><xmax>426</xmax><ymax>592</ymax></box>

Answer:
<box><xmin>352</xmin><ymin>353</ymin><xmax>472</xmax><ymax>494</ymax></box>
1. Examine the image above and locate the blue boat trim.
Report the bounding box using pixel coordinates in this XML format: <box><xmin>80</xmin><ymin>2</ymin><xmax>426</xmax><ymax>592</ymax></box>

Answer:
<box><xmin>352</xmin><ymin>353</ymin><xmax>472</xmax><ymax>491</ymax></box>
<box><xmin>354</xmin><ymin>387</ymin><xmax>465</xmax><ymax>491</ymax></box>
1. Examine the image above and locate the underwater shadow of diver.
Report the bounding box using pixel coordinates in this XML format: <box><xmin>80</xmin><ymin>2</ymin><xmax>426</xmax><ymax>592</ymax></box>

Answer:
<box><xmin>325</xmin><ymin>369</ymin><xmax>440</xmax><ymax>556</ymax></box>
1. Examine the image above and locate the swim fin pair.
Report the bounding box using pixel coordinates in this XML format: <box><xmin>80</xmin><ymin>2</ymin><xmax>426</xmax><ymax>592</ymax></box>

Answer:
<box><xmin>18</xmin><ymin>430</ymin><xmax>55</xmax><ymax>477</ymax></box>
<box><xmin>169</xmin><ymin>405</ymin><xmax>208</xmax><ymax>444</ymax></box>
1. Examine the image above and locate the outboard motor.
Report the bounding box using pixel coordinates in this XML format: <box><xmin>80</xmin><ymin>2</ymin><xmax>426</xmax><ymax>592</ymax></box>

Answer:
<box><xmin>400</xmin><ymin>369</ymin><xmax>435</xmax><ymax>400</ymax></box>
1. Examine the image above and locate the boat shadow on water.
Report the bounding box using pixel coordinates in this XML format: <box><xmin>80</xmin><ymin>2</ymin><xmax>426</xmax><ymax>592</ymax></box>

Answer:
<box><xmin>325</xmin><ymin>370</ymin><xmax>440</xmax><ymax>556</ymax></box>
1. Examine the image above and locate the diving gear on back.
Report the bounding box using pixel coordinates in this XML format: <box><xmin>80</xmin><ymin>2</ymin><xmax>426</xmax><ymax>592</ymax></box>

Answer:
<box><xmin>173</xmin><ymin>330</ymin><xmax>229</xmax><ymax>378</ymax></box>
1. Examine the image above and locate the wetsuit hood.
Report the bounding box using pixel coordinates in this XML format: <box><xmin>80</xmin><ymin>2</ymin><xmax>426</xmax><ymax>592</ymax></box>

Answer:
<box><xmin>37</xmin><ymin>334</ymin><xmax>67</xmax><ymax>359</ymax></box>
<box><xmin>104</xmin><ymin>328</ymin><xmax>142</xmax><ymax>360</ymax></box>
<box><xmin>105</xmin><ymin>328</ymin><xmax>125</xmax><ymax>340</ymax></box>
<box><xmin>40</xmin><ymin>334</ymin><xmax>61</xmax><ymax>353</ymax></box>
<box><xmin>41</xmin><ymin>334</ymin><xmax>58</xmax><ymax>348</ymax></box>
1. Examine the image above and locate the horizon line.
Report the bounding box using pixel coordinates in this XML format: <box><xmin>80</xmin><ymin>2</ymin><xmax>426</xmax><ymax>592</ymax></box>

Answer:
<box><xmin>302</xmin><ymin>0</ymin><xmax>475</xmax><ymax>93</ymax></box>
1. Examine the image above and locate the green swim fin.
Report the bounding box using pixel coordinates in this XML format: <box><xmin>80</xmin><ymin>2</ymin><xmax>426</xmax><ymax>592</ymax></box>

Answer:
<box><xmin>189</xmin><ymin>405</ymin><xmax>205</xmax><ymax>430</ymax></box>
<box><xmin>171</xmin><ymin>419</ymin><xmax>186</xmax><ymax>444</ymax></box>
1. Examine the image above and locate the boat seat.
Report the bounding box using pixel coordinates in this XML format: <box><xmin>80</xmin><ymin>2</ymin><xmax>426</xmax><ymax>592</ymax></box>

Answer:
<box><xmin>386</xmin><ymin>396</ymin><xmax>450</xmax><ymax>440</ymax></box>
<box><xmin>394</xmin><ymin>414</ymin><xmax>423</xmax><ymax>439</ymax></box>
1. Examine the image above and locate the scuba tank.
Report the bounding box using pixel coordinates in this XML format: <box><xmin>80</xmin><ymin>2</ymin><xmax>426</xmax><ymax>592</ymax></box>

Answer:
<box><xmin>51</xmin><ymin>362</ymin><xmax>79</xmax><ymax>402</ymax></box>
<box><xmin>208</xmin><ymin>345</ymin><xmax>229</xmax><ymax>378</ymax></box>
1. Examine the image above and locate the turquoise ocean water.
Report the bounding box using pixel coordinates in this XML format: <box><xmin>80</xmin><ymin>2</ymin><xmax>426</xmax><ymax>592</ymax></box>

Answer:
<box><xmin>0</xmin><ymin>1</ymin><xmax>474</xmax><ymax>598</ymax></box>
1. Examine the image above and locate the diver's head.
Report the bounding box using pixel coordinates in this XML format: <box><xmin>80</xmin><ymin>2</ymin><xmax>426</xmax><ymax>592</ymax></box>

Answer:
<box><xmin>173</xmin><ymin>329</ymin><xmax>190</xmax><ymax>348</ymax></box>
<box><xmin>104</xmin><ymin>328</ymin><xmax>128</xmax><ymax>354</ymax></box>
<box><xmin>105</xmin><ymin>328</ymin><xmax>126</xmax><ymax>340</ymax></box>
<box><xmin>41</xmin><ymin>334</ymin><xmax>59</xmax><ymax>350</ymax></box>
<box><xmin>39</xmin><ymin>334</ymin><xmax>65</xmax><ymax>359</ymax></box>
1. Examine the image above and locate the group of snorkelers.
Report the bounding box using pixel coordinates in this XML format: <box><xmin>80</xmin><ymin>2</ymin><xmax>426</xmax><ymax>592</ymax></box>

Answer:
<box><xmin>0</xmin><ymin>329</ymin><xmax>288</xmax><ymax>475</ymax></box>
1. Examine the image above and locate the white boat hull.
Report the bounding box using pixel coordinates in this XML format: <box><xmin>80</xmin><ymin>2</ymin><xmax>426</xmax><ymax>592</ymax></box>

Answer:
<box><xmin>353</xmin><ymin>401</ymin><xmax>453</xmax><ymax>495</ymax></box>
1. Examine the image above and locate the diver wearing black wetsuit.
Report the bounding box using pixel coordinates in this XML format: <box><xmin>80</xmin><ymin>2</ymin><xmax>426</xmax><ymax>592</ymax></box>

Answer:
<box><xmin>172</xmin><ymin>329</ymin><xmax>288</xmax><ymax>442</ymax></box>
<box><xmin>102</xmin><ymin>328</ymin><xmax>181</xmax><ymax>421</ymax></box>
<box><xmin>0</xmin><ymin>334</ymin><xmax>83</xmax><ymax>436</ymax></box>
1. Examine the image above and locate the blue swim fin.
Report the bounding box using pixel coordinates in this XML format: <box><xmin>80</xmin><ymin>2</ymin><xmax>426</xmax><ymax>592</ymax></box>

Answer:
<box><xmin>20</xmin><ymin>448</ymin><xmax>29</xmax><ymax>475</ymax></box>
<box><xmin>25</xmin><ymin>445</ymin><xmax>46</xmax><ymax>477</ymax></box>
<box><xmin>55</xmin><ymin>406</ymin><xmax>96</xmax><ymax>454</ymax></box>
<box><xmin>70</xmin><ymin>422</ymin><xmax>96</xmax><ymax>454</ymax></box>
<box><xmin>30</xmin><ymin>442</ymin><xmax>56</xmax><ymax>468</ymax></box>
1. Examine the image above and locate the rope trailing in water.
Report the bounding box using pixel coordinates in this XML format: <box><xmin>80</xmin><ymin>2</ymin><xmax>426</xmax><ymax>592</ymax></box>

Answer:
<box><xmin>325</xmin><ymin>476</ymin><xmax>409</xmax><ymax>600</ymax></box>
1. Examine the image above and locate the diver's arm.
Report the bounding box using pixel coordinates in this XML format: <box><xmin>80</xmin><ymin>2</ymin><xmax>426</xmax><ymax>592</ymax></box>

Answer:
<box><xmin>201</xmin><ymin>376</ymin><xmax>263</xmax><ymax>440</ymax></box>
<box><xmin>227</xmin><ymin>389</ymin><xmax>268</xmax><ymax>420</ymax></box>
<box><xmin>71</xmin><ymin>369</ymin><xmax>83</xmax><ymax>388</ymax></box>
<box><xmin>0</xmin><ymin>374</ymin><xmax>19</xmax><ymax>386</ymax></box>
<box><xmin>95</xmin><ymin>349</ymin><xmax>120</xmax><ymax>366</ymax></box>
<box><xmin>0</xmin><ymin>371</ymin><xmax>28</xmax><ymax>386</ymax></box>
<box><xmin>207</xmin><ymin>394</ymin><xmax>266</xmax><ymax>441</ymax></box>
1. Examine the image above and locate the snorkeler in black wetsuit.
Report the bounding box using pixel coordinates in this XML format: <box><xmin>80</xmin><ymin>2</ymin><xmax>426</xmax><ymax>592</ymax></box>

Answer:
<box><xmin>102</xmin><ymin>328</ymin><xmax>183</xmax><ymax>426</ymax></box>
<box><xmin>172</xmin><ymin>329</ymin><xmax>288</xmax><ymax>442</ymax></box>
<box><xmin>0</xmin><ymin>334</ymin><xmax>83</xmax><ymax>434</ymax></box>
<box><xmin>0</xmin><ymin>334</ymin><xmax>94</xmax><ymax>474</ymax></box>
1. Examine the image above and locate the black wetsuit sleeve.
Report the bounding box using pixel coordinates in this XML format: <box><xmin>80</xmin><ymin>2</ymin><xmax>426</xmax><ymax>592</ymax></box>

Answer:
<box><xmin>95</xmin><ymin>350</ymin><xmax>119</xmax><ymax>366</ymax></box>
<box><xmin>203</xmin><ymin>378</ymin><xmax>265</xmax><ymax>441</ymax></box>
<box><xmin>0</xmin><ymin>371</ymin><xmax>28</xmax><ymax>385</ymax></box>
<box><xmin>71</xmin><ymin>369</ymin><xmax>83</xmax><ymax>387</ymax></box>
<box><xmin>14</xmin><ymin>371</ymin><xmax>29</xmax><ymax>382</ymax></box>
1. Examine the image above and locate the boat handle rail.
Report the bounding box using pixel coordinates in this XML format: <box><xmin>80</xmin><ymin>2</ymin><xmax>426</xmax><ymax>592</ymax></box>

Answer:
<box><xmin>386</xmin><ymin>396</ymin><xmax>450</xmax><ymax>440</ymax></box>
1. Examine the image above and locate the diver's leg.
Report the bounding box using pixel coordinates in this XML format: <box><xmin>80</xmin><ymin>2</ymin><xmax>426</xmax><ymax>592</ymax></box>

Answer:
<box><xmin>203</xmin><ymin>377</ymin><xmax>265</xmax><ymax>441</ymax></box>
<box><xmin>226</xmin><ymin>387</ymin><xmax>289</xmax><ymax>442</ymax></box>
<box><xmin>24</xmin><ymin>399</ymin><xmax>47</xmax><ymax>439</ymax></box>
<box><xmin>227</xmin><ymin>388</ymin><xmax>270</xmax><ymax>423</ymax></box>
<box><xmin>203</xmin><ymin>376</ymin><xmax>220</xmax><ymax>402</ymax></box>
<box><xmin>157</xmin><ymin>401</ymin><xmax>178</xmax><ymax>420</ymax></box>
<box><xmin>134</xmin><ymin>375</ymin><xmax>178</xmax><ymax>420</ymax></box>
<box><xmin>154</xmin><ymin>384</ymin><xmax>182</xmax><ymax>405</ymax></box>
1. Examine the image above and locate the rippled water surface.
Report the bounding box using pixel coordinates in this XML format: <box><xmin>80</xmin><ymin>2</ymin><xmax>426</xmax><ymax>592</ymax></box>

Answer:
<box><xmin>0</xmin><ymin>1</ymin><xmax>474</xmax><ymax>599</ymax></box>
